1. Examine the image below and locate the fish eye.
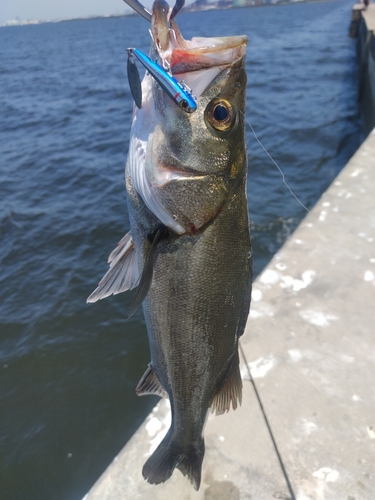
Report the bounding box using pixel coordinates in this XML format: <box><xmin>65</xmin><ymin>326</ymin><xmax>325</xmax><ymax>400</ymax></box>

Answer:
<box><xmin>180</xmin><ymin>99</ymin><xmax>188</xmax><ymax>110</ymax></box>
<box><xmin>213</xmin><ymin>104</ymin><xmax>228</xmax><ymax>121</ymax></box>
<box><xmin>205</xmin><ymin>98</ymin><xmax>235</xmax><ymax>131</ymax></box>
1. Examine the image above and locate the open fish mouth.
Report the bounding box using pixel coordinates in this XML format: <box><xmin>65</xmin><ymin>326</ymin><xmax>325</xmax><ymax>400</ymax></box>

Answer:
<box><xmin>152</xmin><ymin>0</ymin><xmax>248</xmax><ymax>74</ymax></box>
<box><xmin>128</xmin><ymin>0</ymin><xmax>247</xmax><ymax>96</ymax></box>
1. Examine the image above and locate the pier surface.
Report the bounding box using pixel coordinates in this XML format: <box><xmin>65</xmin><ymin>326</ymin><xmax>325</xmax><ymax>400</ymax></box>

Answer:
<box><xmin>84</xmin><ymin>123</ymin><xmax>375</xmax><ymax>499</ymax></box>
<box><xmin>362</xmin><ymin>3</ymin><xmax>375</xmax><ymax>30</ymax></box>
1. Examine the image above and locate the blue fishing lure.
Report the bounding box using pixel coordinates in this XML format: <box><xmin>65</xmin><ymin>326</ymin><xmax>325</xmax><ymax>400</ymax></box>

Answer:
<box><xmin>127</xmin><ymin>48</ymin><xmax>197</xmax><ymax>113</ymax></box>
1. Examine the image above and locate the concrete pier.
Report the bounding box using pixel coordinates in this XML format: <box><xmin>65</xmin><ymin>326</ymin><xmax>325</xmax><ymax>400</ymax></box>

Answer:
<box><xmin>83</xmin><ymin>123</ymin><xmax>375</xmax><ymax>499</ymax></box>
<box><xmin>83</xmin><ymin>11</ymin><xmax>375</xmax><ymax>494</ymax></box>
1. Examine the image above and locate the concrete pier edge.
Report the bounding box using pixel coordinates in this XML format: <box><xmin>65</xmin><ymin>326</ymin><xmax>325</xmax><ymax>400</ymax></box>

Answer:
<box><xmin>84</xmin><ymin>12</ymin><xmax>375</xmax><ymax>498</ymax></box>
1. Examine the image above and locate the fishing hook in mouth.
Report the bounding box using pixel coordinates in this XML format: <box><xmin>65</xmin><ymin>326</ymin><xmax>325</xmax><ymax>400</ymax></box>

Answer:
<box><xmin>122</xmin><ymin>0</ymin><xmax>185</xmax><ymax>22</ymax></box>
<box><xmin>127</xmin><ymin>48</ymin><xmax>197</xmax><ymax>113</ymax></box>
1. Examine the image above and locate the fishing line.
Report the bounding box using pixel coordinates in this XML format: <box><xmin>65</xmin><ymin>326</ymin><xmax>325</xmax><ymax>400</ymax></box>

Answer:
<box><xmin>239</xmin><ymin>341</ymin><xmax>296</xmax><ymax>500</ymax></box>
<box><xmin>242</xmin><ymin>111</ymin><xmax>310</xmax><ymax>214</ymax></box>
<box><xmin>239</xmin><ymin>111</ymin><xmax>303</xmax><ymax>500</ymax></box>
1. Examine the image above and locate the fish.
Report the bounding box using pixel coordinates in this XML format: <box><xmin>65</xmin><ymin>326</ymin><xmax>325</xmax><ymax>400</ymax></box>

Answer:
<box><xmin>87</xmin><ymin>0</ymin><xmax>252</xmax><ymax>490</ymax></box>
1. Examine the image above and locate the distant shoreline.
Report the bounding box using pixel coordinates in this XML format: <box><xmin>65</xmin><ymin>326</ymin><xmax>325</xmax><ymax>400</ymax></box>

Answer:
<box><xmin>0</xmin><ymin>0</ymin><xmax>336</xmax><ymax>28</ymax></box>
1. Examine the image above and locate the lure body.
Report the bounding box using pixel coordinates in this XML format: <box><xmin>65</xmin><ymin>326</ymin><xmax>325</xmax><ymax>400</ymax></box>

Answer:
<box><xmin>127</xmin><ymin>48</ymin><xmax>197</xmax><ymax>113</ymax></box>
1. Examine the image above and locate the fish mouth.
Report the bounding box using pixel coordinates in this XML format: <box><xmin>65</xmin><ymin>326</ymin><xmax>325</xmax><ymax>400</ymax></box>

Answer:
<box><xmin>151</xmin><ymin>0</ymin><xmax>247</xmax><ymax>90</ymax></box>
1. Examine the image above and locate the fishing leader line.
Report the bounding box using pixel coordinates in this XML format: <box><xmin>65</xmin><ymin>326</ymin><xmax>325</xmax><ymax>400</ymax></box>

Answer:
<box><xmin>242</xmin><ymin>111</ymin><xmax>310</xmax><ymax>214</ymax></box>
<box><xmin>240</xmin><ymin>112</ymin><xmax>299</xmax><ymax>499</ymax></box>
<box><xmin>239</xmin><ymin>342</ymin><xmax>296</xmax><ymax>500</ymax></box>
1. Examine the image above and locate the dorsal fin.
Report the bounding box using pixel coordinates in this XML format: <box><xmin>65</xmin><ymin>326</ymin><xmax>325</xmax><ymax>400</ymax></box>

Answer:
<box><xmin>87</xmin><ymin>232</ymin><xmax>139</xmax><ymax>303</ymax></box>
<box><xmin>136</xmin><ymin>364</ymin><xmax>168</xmax><ymax>398</ymax></box>
<box><xmin>210</xmin><ymin>348</ymin><xmax>242</xmax><ymax>416</ymax></box>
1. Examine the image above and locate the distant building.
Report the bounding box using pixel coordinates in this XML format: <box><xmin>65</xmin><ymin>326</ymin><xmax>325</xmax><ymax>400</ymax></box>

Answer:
<box><xmin>5</xmin><ymin>19</ymin><xmax>21</xmax><ymax>26</ymax></box>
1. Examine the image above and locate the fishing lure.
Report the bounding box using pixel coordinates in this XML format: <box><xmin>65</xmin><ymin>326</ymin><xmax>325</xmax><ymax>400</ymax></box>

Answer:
<box><xmin>127</xmin><ymin>48</ymin><xmax>197</xmax><ymax>113</ymax></box>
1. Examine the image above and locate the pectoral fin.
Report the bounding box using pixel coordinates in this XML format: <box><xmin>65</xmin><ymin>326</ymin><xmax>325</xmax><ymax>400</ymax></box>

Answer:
<box><xmin>211</xmin><ymin>348</ymin><xmax>242</xmax><ymax>416</ymax></box>
<box><xmin>128</xmin><ymin>225</ymin><xmax>168</xmax><ymax>318</ymax></box>
<box><xmin>136</xmin><ymin>363</ymin><xmax>168</xmax><ymax>398</ymax></box>
<box><xmin>87</xmin><ymin>232</ymin><xmax>139</xmax><ymax>303</ymax></box>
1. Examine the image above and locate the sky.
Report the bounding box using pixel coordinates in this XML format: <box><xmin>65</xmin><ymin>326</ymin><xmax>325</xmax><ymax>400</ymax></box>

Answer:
<box><xmin>0</xmin><ymin>0</ymin><xmax>159</xmax><ymax>25</ymax></box>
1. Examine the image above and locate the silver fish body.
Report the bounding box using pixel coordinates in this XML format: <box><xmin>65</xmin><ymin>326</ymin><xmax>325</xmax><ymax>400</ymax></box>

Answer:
<box><xmin>127</xmin><ymin>18</ymin><xmax>252</xmax><ymax>490</ymax></box>
<box><xmin>88</xmin><ymin>0</ymin><xmax>252</xmax><ymax>490</ymax></box>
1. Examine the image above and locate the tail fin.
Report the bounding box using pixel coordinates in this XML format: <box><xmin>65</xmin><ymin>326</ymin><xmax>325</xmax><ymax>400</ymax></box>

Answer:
<box><xmin>176</xmin><ymin>440</ymin><xmax>205</xmax><ymax>490</ymax></box>
<box><xmin>142</xmin><ymin>431</ymin><xmax>205</xmax><ymax>490</ymax></box>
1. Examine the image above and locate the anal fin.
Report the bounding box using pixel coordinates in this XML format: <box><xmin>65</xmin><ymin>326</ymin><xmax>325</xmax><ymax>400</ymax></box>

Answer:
<box><xmin>211</xmin><ymin>348</ymin><xmax>242</xmax><ymax>416</ymax></box>
<box><xmin>136</xmin><ymin>363</ymin><xmax>168</xmax><ymax>399</ymax></box>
